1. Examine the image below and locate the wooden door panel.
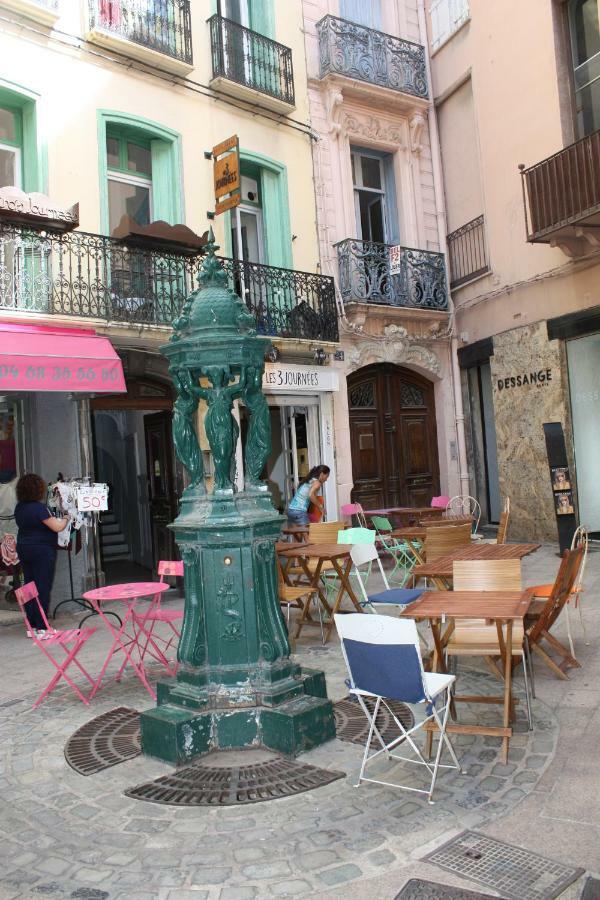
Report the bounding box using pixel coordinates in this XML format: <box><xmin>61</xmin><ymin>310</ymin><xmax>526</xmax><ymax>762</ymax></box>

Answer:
<box><xmin>144</xmin><ymin>411</ymin><xmax>176</xmax><ymax>568</ymax></box>
<box><xmin>348</xmin><ymin>365</ymin><xmax>440</xmax><ymax>509</ymax></box>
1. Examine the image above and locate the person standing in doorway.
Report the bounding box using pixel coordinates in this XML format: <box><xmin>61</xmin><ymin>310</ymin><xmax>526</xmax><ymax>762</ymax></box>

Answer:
<box><xmin>287</xmin><ymin>465</ymin><xmax>330</xmax><ymax>526</ymax></box>
<box><xmin>14</xmin><ymin>473</ymin><xmax>68</xmax><ymax>637</ymax></box>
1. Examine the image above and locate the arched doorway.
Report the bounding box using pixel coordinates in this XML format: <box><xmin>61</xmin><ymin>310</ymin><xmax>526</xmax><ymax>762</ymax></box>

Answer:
<box><xmin>91</xmin><ymin>376</ymin><xmax>175</xmax><ymax>580</ymax></box>
<box><xmin>348</xmin><ymin>364</ymin><xmax>440</xmax><ymax>509</ymax></box>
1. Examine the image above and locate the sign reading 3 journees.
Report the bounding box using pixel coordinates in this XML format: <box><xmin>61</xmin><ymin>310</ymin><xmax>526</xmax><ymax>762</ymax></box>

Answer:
<box><xmin>213</xmin><ymin>135</ymin><xmax>240</xmax><ymax>216</ymax></box>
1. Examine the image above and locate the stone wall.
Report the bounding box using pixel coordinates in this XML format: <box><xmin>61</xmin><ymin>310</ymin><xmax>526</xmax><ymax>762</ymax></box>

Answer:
<box><xmin>490</xmin><ymin>322</ymin><xmax>567</xmax><ymax>542</ymax></box>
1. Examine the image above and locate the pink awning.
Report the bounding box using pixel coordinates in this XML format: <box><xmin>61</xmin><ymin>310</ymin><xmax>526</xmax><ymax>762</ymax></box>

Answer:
<box><xmin>0</xmin><ymin>322</ymin><xmax>126</xmax><ymax>393</ymax></box>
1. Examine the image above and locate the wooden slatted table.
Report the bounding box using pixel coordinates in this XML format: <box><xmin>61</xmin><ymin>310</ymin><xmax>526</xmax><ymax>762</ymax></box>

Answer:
<box><xmin>412</xmin><ymin>543</ymin><xmax>541</xmax><ymax>588</ymax></box>
<box><xmin>282</xmin><ymin>525</ymin><xmax>310</xmax><ymax>542</ymax></box>
<box><xmin>403</xmin><ymin>589</ymin><xmax>533</xmax><ymax>761</ymax></box>
<box><xmin>364</xmin><ymin>506</ymin><xmax>445</xmax><ymax>526</ymax></box>
<box><xmin>279</xmin><ymin>542</ymin><xmax>363</xmax><ymax>642</ymax></box>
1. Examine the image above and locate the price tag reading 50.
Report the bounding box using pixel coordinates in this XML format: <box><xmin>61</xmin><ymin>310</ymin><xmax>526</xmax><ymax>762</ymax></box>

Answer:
<box><xmin>77</xmin><ymin>484</ymin><xmax>109</xmax><ymax>512</ymax></box>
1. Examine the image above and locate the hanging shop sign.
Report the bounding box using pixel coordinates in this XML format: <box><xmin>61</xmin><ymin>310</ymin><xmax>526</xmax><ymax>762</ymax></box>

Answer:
<box><xmin>213</xmin><ymin>135</ymin><xmax>240</xmax><ymax>216</ymax></box>
<box><xmin>496</xmin><ymin>368</ymin><xmax>553</xmax><ymax>391</ymax></box>
<box><xmin>263</xmin><ymin>363</ymin><xmax>339</xmax><ymax>393</ymax></box>
<box><xmin>77</xmin><ymin>483</ymin><xmax>109</xmax><ymax>512</ymax></box>
<box><xmin>0</xmin><ymin>187</ymin><xmax>79</xmax><ymax>232</ymax></box>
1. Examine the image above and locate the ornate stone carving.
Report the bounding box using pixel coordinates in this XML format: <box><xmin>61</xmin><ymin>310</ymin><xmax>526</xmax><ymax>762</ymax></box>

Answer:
<box><xmin>217</xmin><ymin>575</ymin><xmax>244</xmax><ymax>641</ymax></box>
<box><xmin>409</xmin><ymin>112</ymin><xmax>426</xmax><ymax>155</ymax></box>
<box><xmin>347</xmin><ymin>324</ymin><xmax>442</xmax><ymax>377</ymax></box>
<box><xmin>342</xmin><ymin>113</ymin><xmax>406</xmax><ymax>147</ymax></box>
<box><xmin>324</xmin><ymin>86</ymin><xmax>344</xmax><ymax>135</ymax></box>
<box><xmin>242</xmin><ymin>365</ymin><xmax>271</xmax><ymax>489</ymax></box>
<box><xmin>172</xmin><ymin>369</ymin><xmax>204</xmax><ymax>493</ymax></box>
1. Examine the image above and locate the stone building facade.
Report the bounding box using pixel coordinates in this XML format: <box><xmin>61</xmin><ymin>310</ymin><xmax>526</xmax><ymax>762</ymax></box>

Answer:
<box><xmin>428</xmin><ymin>0</ymin><xmax>600</xmax><ymax>541</ymax></box>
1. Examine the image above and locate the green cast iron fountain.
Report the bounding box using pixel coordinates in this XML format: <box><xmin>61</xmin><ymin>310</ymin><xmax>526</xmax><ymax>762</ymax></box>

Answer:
<box><xmin>140</xmin><ymin>231</ymin><xmax>336</xmax><ymax>763</ymax></box>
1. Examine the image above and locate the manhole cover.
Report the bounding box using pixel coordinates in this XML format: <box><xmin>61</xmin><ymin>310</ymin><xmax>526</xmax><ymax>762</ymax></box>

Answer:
<box><xmin>582</xmin><ymin>877</ymin><xmax>600</xmax><ymax>899</ymax></box>
<box><xmin>334</xmin><ymin>695</ymin><xmax>414</xmax><ymax>745</ymax></box>
<box><xmin>124</xmin><ymin>756</ymin><xmax>345</xmax><ymax>806</ymax></box>
<box><xmin>395</xmin><ymin>879</ymin><xmax>497</xmax><ymax>899</ymax></box>
<box><xmin>65</xmin><ymin>707</ymin><xmax>140</xmax><ymax>776</ymax></box>
<box><xmin>424</xmin><ymin>831</ymin><xmax>584</xmax><ymax>900</ymax></box>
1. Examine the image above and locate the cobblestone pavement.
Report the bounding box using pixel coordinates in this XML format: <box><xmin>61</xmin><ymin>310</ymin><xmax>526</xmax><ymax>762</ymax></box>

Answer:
<box><xmin>0</xmin><ymin>545</ymin><xmax>599</xmax><ymax>899</ymax></box>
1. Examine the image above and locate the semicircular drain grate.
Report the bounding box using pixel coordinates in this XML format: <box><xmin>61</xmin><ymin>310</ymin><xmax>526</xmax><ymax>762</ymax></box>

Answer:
<box><xmin>333</xmin><ymin>695</ymin><xmax>414</xmax><ymax>746</ymax></box>
<box><xmin>65</xmin><ymin>707</ymin><xmax>141</xmax><ymax>776</ymax></box>
<box><xmin>125</xmin><ymin>757</ymin><xmax>345</xmax><ymax>806</ymax></box>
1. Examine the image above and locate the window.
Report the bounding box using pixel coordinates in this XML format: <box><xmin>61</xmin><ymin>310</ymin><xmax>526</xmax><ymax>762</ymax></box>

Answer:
<box><xmin>106</xmin><ymin>130</ymin><xmax>152</xmax><ymax>234</ymax></box>
<box><xmin>0</xmin><ymin>106</ymin><xmax>21</xmax><ymax>189</ymax></box>
<box><xmin>569</xmin><ymin>0</ymin><xmax>600</xmax><ymax>136</ymax></box>
<box><xmin>231</xmin><ymin>163</ymin><xmax>265</xmax><ymax>264</ymax></box>
<box><xmin>429</xmin><ymin>0</ymin><xmax>470</xmax><ymax>51</ymax></box>
<box><xmin>351</xmin><ymin>149</ymin><xmax>399</xmax><ymax>245</ymax></box>
<box><xmin>340</xmin><ymin>0</ymin><xmax>382</xmax><ymax>29</ymax></box>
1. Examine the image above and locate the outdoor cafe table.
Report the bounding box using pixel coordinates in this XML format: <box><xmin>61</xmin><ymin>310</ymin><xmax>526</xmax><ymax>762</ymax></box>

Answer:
<box><xmin>278</xmin><ymin>542</ymin><xmax>363</xmax><ymax>643</ymax></box>
<box><xmin>364</xmin><ymin>506</ymin><xmax>445</xmax><ymax>526</ymax></box>
<box><xmin>282</xmin><ymin>525</ymin><xmax>310</xmax><ymax>542</ymax></box>
<box><xmin>402</xmin><ymin>589</ymin><xmax>533</xmax><ymax>762</ymax></box>
<box><xmin>412</xmin><ymin>542</ymin><xmax>541</xmax><ymax>589</ymax></box>
<box><xmin>391</xmin><ymin>516</ymin><xmax>475</xmax><ymax>565</ymax></box>
<box><xmin>82</xmin><ymin>581</ymin><xmax>170</xmax><ymax>700</ymax></box>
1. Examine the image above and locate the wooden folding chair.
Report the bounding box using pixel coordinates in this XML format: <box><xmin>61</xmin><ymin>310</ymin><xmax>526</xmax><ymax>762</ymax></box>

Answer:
<box><xmin>525</xmin><ymin>546</ymin><xmax>584</xmax><ymax>679</ymax></box>
<box><xmin>414</xmin><ymin>523</ymin><xmax>472</xmax><ymax>589</ymax></box>
<box><xmin>286</xmin><ymin>520</ymin><xmax>345</xmax><ymax>583</ymax></box>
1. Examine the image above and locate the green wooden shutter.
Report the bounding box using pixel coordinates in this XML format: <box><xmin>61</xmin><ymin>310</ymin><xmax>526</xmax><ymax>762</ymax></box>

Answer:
<box><xmin>150</xmin><ymin>139</ymin><xmax>178</xmax><ymax>224</ymax></box>
<box><xmin>260</xmin><ymin>167</ymin><xmax>292</xmax><ymax>269</ymax></box>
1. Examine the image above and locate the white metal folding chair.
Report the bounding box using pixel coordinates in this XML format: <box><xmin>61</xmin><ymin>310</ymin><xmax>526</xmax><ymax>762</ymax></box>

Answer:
<box><xmin>335</xmin><ymin>614</ymin><xmax>464</xmax><ymax>803</ymax></box>
<box><xmin>350</xmin><ymin>542</ymin><xmax>425</xmax><ymax>613</ymax></box>
<box><xmin>446</xmin><ymin>495</ymin><xmax>482</xmax><ymax>536</ymax></box>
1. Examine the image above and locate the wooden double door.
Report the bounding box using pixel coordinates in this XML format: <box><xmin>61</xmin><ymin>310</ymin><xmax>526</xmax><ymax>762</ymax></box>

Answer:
<box><xmin>348</xmin><ymin>364</ymin><xmax>440</xmax><ymax>509</ymax></box>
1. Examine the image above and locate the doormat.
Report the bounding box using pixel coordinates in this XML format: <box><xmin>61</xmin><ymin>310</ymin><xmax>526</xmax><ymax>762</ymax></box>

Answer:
<box><xmin>65</xmin><ymin>707</ymin><xmax>140</xmax><ymax>776</ymax></box>
<box><xmin>124</xmin><ymin>756</ymin><xmax>345</xmax><ymax>806</ymax></box>
<box><xmin>333</xmin><ymin>695</ymin><xmax>414</xmax><ymax>745</ymax></box>
<box><xmin>394</xmin><ymin>879</ymin><xmax>497</xmax><ymax>899</ymax></box>
<box><xmin>424</xmin><ymin>831</ymin><xmax>584</xmax><ymax>900</ymax></box>
<box><xmin>582</xmin><ymin>878</ymin><xmax>600</xmax><ymax>899</ymax></box>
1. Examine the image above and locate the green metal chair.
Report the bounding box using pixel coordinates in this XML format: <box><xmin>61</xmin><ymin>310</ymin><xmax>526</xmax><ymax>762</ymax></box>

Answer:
<box><xmin>369</xmin><ymin>516</ymin><xmax>415</xmax><ymax>586</ymax></box>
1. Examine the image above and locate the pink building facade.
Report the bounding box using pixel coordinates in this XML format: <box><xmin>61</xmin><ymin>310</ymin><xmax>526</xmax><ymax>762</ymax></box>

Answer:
<box><xmin>303</xmin><ymin>0</ymin><xmax>467</xmax><ymax>512</ymax></box>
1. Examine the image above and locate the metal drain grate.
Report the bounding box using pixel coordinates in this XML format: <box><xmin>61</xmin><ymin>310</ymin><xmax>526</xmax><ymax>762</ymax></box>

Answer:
<box><xmin>125</xmin><ymin>756</ymin><xmax>345</xmax><ymax>806</ymax></box>
<box><xmin>395</xmin><ymin>879</ymin><xmax>497</xmax><ymax>899</ymax></box>
<box><xmin>424</xmin><ymin>831</ymin><xmax>584</xmax><ymax>900</ymax></box>
<box><xmin>334</xmin><ymin>695</ymin><xmax>414</xmax><ymax>746</ymax></box>
<box><xmin>65</xmin><ymin>707</ymin><xmax>140</xmax><ymax>776</ymax></box>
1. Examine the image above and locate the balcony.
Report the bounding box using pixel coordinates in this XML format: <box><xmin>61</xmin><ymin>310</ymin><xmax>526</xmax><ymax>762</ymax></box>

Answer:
<box><xmin>447</xmin><ymin>215</ymin><xmax>490</xmax><ymax>288</ymax></box>
<box><xmin>316</xmin><ymin>15</ymin><xmax>428</xmax><ymax>107</ymax></box>
<box><xmin>0</xmin><ymin>223</ymin><xmax>338</xmax><ymax>343</ymax></box>
<box><xmin>520</xmin><ymin>129</ymin><xmax>600</xmax><ymax>254</ymax></box>
<box><xmin>87</xmin><ymin>0</ymin><xmax>193</xmax><ymax>76</ymax></box>
<box><xmin>1</xmin><ymin>0</ymin><xmax>59</xmax><ymax>26</ymax></box>
<box><xmin>335</xmin><ymin>239</ymin><xmax>448</xmax><ymax>311</ymax></box>
<box><xmin>208</xmin><ymin>15</ymin><xmax>295</xmax><ymax>114</ymax></box>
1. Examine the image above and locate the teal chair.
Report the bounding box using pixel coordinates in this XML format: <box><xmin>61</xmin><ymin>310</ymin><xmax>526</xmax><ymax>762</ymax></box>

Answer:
<box><xmin>370</xmin><ymin>516</ymin><xmax>415</xmax><ymax>586</ymax></box>
<box><xmin>322</xmin><ymin>528</ymin><xmax>376</xmax><ymax>608</ymax></box>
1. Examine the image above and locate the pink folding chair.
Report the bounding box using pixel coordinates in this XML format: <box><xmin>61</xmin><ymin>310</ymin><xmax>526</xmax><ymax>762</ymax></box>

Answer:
<box><xmin>132</xmin><ymin>561</ymin><xmax>184</xmax><ymax>676</ymax></box>
<box><xmin>341</xmin><ymin>503</ymin><xmax>368</xmax><ymax>528</ymax></box>
<box><xmin>15</xmin><ymin>582</ymin><xmax>97</xmax><ymax>708</ymax></box>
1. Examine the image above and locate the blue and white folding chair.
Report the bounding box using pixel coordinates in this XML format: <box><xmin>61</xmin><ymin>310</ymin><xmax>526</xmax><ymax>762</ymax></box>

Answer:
<box><xmin>350</xmin><ymin>542</ymin><xmax>425</xmax><ymax>613</ymax></box>
<box><xmin>335</xmin><ymin>614</ymin><xmax>464</xmax><ymax>803</ymax></box>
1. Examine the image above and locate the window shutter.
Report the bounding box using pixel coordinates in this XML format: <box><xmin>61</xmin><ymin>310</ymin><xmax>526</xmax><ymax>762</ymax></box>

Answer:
<box><xmin>383</xmin><ymin>156</ymin><xmax>400</xmax><ymax>246</ymax></box>
<box><xmin>340</xmin><ymin>0</ymin><xmax>381</xmax><ymax>29</ymax></box>
<box><xmin>150</xmin><ymin>139</ymin><xmax>178</xmax><ymax>224</ymax></box>
<box><xmin>260</xmin><ymin>166</ymin><xmax>292</xmax><ymax>268</ymax></box>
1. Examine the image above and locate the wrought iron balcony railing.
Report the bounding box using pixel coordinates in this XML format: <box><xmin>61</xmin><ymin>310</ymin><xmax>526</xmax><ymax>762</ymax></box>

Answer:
<box><xmin>335</xmin><ymin>239</ymin><xmax>448</xmax><ymax>310</ymax></box>
<box><xmin>520</xmin><ymin>129</ymin><xmax>600</xmax><ymax>242</ymax></box>
<box><xmin>447</xmin><ymin>215</ymin><xmax>489</xmax><ymax>288</ymax></box>
<box><xmin>316</xmin><ymin>15</ymin><xmax>428</xmax><ymax>100</ymax></box>
<box><xmin>0</xmin><ymin>224</ymin><xmax>338</xmax><ymax>342</ymax></box>
<box><xmin>209</xmin><ymin>15</ymin><xmax>295</xmax><ymax>107</ymax></box>
<box><xmin>88</xmin><ymin>0</ymin><xmax>193</xmax><ymax>65</ymax></box>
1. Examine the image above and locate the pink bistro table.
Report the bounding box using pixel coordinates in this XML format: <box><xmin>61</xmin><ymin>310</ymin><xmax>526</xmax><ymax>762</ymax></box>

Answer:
<box><xmin>83</xmin><ymin>582</ymin><xmax>170</xmax><ymax>700</ymax></box>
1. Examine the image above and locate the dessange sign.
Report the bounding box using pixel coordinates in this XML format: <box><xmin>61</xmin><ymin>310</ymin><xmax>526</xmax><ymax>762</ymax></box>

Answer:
<box><xmin>497</xmin><ymin>368</ymin><xmax>553</xmax><ymax>391</ymax></box>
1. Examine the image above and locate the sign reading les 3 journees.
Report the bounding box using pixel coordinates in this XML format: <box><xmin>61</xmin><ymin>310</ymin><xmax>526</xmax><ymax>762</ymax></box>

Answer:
<box><xmin>213</xmin><ymin>135</ymin><xmax>240</xmax><ymax>216</ymax></box>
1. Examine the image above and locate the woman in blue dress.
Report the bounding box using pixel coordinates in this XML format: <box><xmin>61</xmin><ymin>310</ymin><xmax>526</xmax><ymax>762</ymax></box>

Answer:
<box><xmin>287</xmin><ymin>465</ymin><xmax>330</xmax><ymax>526</ymax></box>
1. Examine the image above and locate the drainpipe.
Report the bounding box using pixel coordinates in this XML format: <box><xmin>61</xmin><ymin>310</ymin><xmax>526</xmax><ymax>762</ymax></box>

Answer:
<box><xmin>75</xmin><ymin>394</ymin><xmax>104</xmax><ymax>589</ymax></box>
<box><xmin>417</xmin><ymin>0</ymin><xmax>470</xmax><ymax>497</ymax></box>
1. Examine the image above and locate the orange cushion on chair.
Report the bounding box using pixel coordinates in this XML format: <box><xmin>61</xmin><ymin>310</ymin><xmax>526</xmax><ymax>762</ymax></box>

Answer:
<box><xmin>529</xmin><ymin>583</ymin><xmax>552</xmax><ymax>598</ymax></box>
